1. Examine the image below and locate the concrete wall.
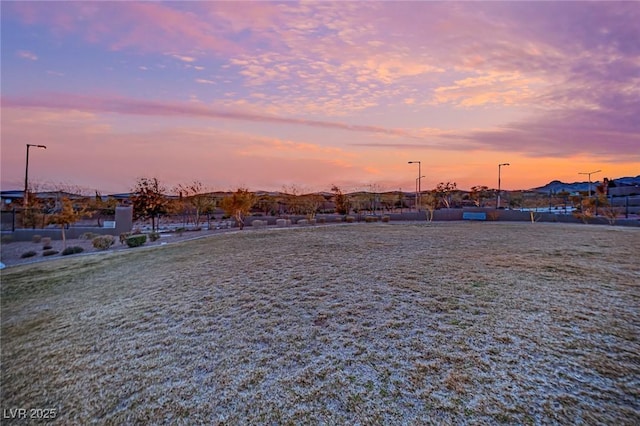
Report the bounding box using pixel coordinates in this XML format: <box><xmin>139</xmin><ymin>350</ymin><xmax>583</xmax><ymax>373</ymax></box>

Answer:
<box><xmin>2</xmin><ymin>206</ymin><xmax>133</xmax><ymax>241</ymax></box>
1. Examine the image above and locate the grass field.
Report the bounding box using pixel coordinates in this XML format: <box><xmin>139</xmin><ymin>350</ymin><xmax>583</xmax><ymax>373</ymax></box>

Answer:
<box><xmin>1</xmin><ymin>222</ymin><xmax>639</xmax><ymax>424</ymax></box>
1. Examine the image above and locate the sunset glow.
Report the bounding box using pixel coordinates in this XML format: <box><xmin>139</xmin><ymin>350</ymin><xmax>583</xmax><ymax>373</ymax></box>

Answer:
<box><xmin>1</xmin><ymin>1</ymin><xmax>639</xmax><ymax>194</ymax></box>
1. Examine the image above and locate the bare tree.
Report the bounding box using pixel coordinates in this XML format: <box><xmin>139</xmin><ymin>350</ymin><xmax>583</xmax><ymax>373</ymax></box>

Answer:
<box><xmin>175</xmin><ymin>181</ymin><xmax>216</xmax><ymax>227</ymax></box>
<box><xmin>299</xmin><ymin>194</ymin><xmax>324</xmax><ymax>219</ymax></box>
<box><xmin>48</xmin><ymin>198</ymin><xmax>82</xmax><ymax>249</ymax></box>
<box><xmin>421</xmin><ymin>191</ymin><xmax>439</xmax><ymax>222</ymax></box>
<box><xmin>331</xmin><ymin>185</ymin><xmax>351</xmax><ymax>215</ymax></box>
<box><xmin>131</xmin><ymin>177</ymin><xmax>170</xmax><ymax>232</ymax></box>
<box><xmin>435</xmin><ymin>182</ymin><xmax>457</xmax><ymax>208</ymax></box>
<box><xmin>469</xmin><ymin>185</ymin><xmax>490</xmax><ymax>207</ymax></box>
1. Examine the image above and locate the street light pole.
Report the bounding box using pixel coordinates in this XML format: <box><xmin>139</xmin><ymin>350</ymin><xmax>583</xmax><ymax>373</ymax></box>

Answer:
<box><xmin>408</xmin><ymin>161</ymin><xmax>421</xmax><ymax>210</ymax></box>
<box><xmin>24</xmin><ymin>144</ymin><xmax>47</xmax><ymax>208</ymax></box>
<box><xmin>497</xmin><ymin>163</ymin><xmax>510</xmax><ymax>209</ymax></box>
<box><xmin>415</xmin><ymin>176</ymin><xmax>425</xmax><ymax>210</ymax></box>
<box><xmin>578</xmin><ymin>169</ymin><xmax>601</xmax><ymax>198</ymax></box>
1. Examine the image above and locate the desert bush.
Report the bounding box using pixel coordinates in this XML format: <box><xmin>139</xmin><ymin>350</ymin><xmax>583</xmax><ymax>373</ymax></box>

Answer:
<box><xmin>382</xmin><ymin>216</ymin><xmax>390</xmax><ymax>223</ymax></box>
<box><xmin>601</xmin><ymin>206</ymin><xmax>621</xmax><ymax>225</ymax></box>
<box><xmin>21</xmin><ymin>250</ymin><xmax>37</xmax><ymax>258</ymax></box>
<box><xmin>32</xmin><ymin>235</ymin><xmax>42</xmax><ymax>243</ymax></box>
<box><xmin>149</xmin><ymin>232</ymin><xmax>161</xmax><ymax>242</ymax></box>
<box><xmin>41</xmin><ymin>237</ymin><xmax>52</xmax><ymax>249</ymax></box>
<box><xmin>1</xmin><ymin>235</ymin><xmax>13</xmax><ymax>244</ymax></box>
<box><xmin>62</xmin><ymin>246</ymin><xmax>84</xmax><ymax>256</ymax></box>
<box><xmin>42</xmin><ymin>250</ymin><xmax>59</xmax><ymax>257</ymax></box>
<box><xmin>126</xmin><ymin>234</ymin><xmax>147</xmax><ymax>248</ymax></box>
<box><xmin>92</xmin><ymin>235</ymin><xmax>115</xmax><ymax>250</ymax></box>
<box><xmin>79</xmin><ymin>232</ymin><xmax>99</xmax><ymax>240</ymax></box>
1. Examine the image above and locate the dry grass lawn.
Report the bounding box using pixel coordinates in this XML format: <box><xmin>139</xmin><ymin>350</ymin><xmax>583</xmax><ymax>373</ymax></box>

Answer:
<box><xmin>1</xmin><ymin>222</ymin><xmax>639</xmax><ymax>424</ymax></box>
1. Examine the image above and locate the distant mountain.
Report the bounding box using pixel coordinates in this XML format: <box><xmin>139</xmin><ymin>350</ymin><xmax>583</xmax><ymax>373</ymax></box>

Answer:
<box><xmin>531</xmin><ymin>175</ymin><xmax>640</xmax><ymax>194</ymax></box>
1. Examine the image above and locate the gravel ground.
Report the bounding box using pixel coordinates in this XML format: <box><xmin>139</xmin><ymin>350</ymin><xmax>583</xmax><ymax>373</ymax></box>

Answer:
<box><xmin>1</xmin><ymin>222</ymin><xmax>639</xmax><ymax>424</ymax></box>
<box><xmin>0</xmin><ymin>228</ymin><xmax>225</xmax><ymax>268</ymax></box>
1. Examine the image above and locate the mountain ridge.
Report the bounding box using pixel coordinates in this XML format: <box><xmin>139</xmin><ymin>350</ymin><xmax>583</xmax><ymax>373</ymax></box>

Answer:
<box><xmin>531</xmin><ymin>175</ymin><xmax>640</xmax><ymax>193</ymax></box>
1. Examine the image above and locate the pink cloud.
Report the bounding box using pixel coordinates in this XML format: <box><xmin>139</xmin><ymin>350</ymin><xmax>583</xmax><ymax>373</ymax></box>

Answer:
<box><xmin>0</xmin><ymin>107</ymin><xmax>364</xmax><ymax>193</ymax></box>
<box><xmin>17</xmin><ymin>50</ymin><xmax>38</xmax><ymax>60</ymax></box>
<box><xmin>2</xmin><ymin>93</ymin><xmax>421</xmax><ymax>140</ymax></box>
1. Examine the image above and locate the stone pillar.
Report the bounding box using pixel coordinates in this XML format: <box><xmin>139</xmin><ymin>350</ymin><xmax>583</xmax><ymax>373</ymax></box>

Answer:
<box><xmin>115</xmin><ymin>206</ymin><xmax>133</xmax><ymax>235</ymax></box>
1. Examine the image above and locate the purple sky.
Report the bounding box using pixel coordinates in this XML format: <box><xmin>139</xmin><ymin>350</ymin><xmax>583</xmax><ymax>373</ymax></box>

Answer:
<box><xmin>1</xmin><ymin>1</ymin><xmax>638</xmax><ymax>194</ymax></box>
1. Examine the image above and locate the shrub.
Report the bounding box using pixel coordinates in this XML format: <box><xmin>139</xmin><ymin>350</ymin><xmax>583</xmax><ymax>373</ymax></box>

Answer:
<box><xmin>79</xmin><ymin>232</ymin><xmax>99</xmax><ymax>240</ymax></box>
<box><xmin>1</xmin><ymin>235</ymin><xmax>13</xmax><ymax>244</ymax></box>
<box><xmin>317</xmin><ymin>217</ymin><xmax>326</xmax><ymax>224</ymax></box>
<box><xmin>92</xmin><ymin>235</ymin><xmax>115</xmax><ymax>250</ymax></box>
<box><xmin>175</xmin><ymin>227</ymin><xmax>185</xmax><ymax>236</ymax></box>
<box><xmin>345</xmin><ymin>216</ymin><xmax>355</xmax><ymax>223</ymax></box>
<box><xmin>119</xmin><ymin>232</ymin><xmax>131</xmax><ymax>244</ymax></box>
<box><xmin>43</xmin><ymin>249</ymin><xmax>59</xmax><ymax>256</ymax></box>
<box><xmin>149</xmin><ymin>232</ymin><xmax>161</xmax><ymax>242</ymax></box>
<box><xmin>276</xmin><ymin>218</ymin><xmax>290</xmax><ymax>227</ymax></box>
<box><xmin>32</xmin><ymin>234</ymin><xmax>42</xmax><ymax>243</ymax></box>
<box><xmin>21</xmin><ymin>250</ymin><xmax>37</xmax><ymax>258</ymax></box>
<box><xmin>61</xmin><ymin>246</ymin><xmax>84</xmax><ymax>256</ymax></box>
<box><xmin>365</xmin><ymin>216</ymin><xmax>378</xmax><ymax>223</ymax></box>
<box><xmin>382</xmin><ymin>216</ymin><xmax>390</xmax><ymax>223</ymax></box>
<box><xmin>125</xmin><ymin>234</ymin><xmax>147</xmax><ymax>248</ymax></box>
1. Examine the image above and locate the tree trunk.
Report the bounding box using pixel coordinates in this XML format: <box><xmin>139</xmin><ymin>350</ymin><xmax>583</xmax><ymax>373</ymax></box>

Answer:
<box><xmin>235</xmin><ymin>211</ymin><xmax>245</xmax><ymax>230</ymax></box>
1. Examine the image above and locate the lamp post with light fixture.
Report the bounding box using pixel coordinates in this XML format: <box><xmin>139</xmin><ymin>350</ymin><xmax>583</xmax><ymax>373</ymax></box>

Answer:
<box><xmin>24</xmin><ymin>144</ymin><xmax>47</xmax><ymax>209</ymax></box>
<box><xmin>408</xmin><ymin>161</ymin><xmax>421</xmax><ymax>210</ymax></box>
<box><xmin>578</xmin><ymin>169</ymin><xmax>601</xmax><ymax>198</ymax></box>
<box><xmin>497</xmin><ymin>162</ymin><xmax>510</xmax><ymax>209</ymax></box>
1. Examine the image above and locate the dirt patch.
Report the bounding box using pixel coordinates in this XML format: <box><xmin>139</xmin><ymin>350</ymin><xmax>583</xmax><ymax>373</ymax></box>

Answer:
<box><xmin>0</xmin><ymin>229</ymin><xmax>225</xmax><ymax>268</ymax></box>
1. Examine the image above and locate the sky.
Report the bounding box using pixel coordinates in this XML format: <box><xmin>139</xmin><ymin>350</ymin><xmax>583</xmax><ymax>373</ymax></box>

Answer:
<box><xmin>1</xmin><ymin>1</ymin><xmax>639</xmax><ymax>195</ymax></box>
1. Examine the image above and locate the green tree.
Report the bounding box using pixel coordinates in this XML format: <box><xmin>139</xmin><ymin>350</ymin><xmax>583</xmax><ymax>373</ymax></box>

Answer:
<box><xmin>131</xmin><ymin>177</ymin><xmax>170</xmax><ymax>232</ymax></box>
<box><xmin>220</xmin><ymin>188</ymin><xmax>256</xmax><ymax>230</ymax></box>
